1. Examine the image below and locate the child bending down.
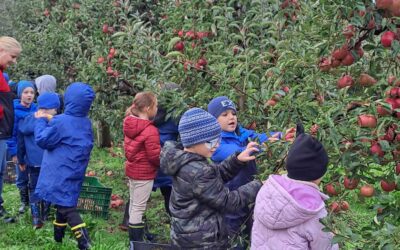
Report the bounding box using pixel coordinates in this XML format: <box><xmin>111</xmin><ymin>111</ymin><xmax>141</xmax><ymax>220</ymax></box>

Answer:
<box><xmin>251</xmin><ymin>123</ymin><xmax>339</xmax><ymax>250</ymax></box>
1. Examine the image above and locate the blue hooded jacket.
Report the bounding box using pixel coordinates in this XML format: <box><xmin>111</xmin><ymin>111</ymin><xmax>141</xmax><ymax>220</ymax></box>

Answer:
<box><xmin>211</xmin><ymin>126</ymin><xmax>281</xmax><ymax>231</ymax></box>
<box><xmin>6</xmin><ymin>99</ymin><xmax>37</xmax><ymax>157</ymax></box>
<box><xmin>34</xmin><ymin>83</ymin><xmax>95</xmax><ymax>207</ymax></box>
<box><xmin>211</xmin><ymin>126</ymin><xmax>276</xmax><ymax>191</ymax></box>
<box><xmin>17</xmin><ymin>114</ymin><xmax>44</xmax><ymax>166</ymax></box>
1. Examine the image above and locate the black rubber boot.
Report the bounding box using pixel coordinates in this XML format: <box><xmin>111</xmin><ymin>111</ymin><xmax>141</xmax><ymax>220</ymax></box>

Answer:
<box><xmin>30</xmin><ymin>203</ymin><xmax>43</xmax><ymax>229</ymax></box>
<box><xmin>53</xmin><ymin>220</ymin><xmax>68</xmax><ymax>243</ymax></box>
<box><xmin>71</xmin><ymin>223</ymin><xmax>91</xmax><ymax>250</ymax></box>
<box><xmin>18</xmin><ymin>187</ymin><xmax>29</xmax><ymax>214</ymax></box>
<box><xmin>129</xmin><ymin>223</ymin><xmax>144</xmax><ymax>249</ymax></box>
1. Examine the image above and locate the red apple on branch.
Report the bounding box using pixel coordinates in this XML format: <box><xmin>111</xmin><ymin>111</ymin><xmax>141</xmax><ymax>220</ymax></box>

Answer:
<box><xmin>360</xmin><ymin>184</ymin><xmax>374</xmax><ymax>197</ymax></box>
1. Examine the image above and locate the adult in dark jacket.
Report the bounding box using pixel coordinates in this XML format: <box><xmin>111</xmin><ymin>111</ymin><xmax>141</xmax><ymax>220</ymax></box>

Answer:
<box><xmin>18</xmin><ymin>93</ymin><xmax>60</xmax><ymax>228</ymax></box>
<box><xmin>0</xmin><ymin>36</ymin><xmax>21</xmax><ymax>220</ymax></box>
<box><xmin>34</xmin><ymin>82</ymin><xmax>95</xmax><ymax>250</ymax></box>
<box><xmin>160</xmin><ymin>108</ymin><xmax>262</xmax><ymax>249</ymax></box>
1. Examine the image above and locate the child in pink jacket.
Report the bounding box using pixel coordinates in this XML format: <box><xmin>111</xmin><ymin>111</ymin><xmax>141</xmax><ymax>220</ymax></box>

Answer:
<box><xmin>251</xmin><ymin>123</ymin><xmax>339</xmax><ymax>250</ymax></box>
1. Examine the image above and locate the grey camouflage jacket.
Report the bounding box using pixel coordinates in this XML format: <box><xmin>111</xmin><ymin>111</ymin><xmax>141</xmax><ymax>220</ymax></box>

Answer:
<box><xmin>160</xmin><ymin>141</ymin><xmax>262</xmax><ymax>249</ymax></box>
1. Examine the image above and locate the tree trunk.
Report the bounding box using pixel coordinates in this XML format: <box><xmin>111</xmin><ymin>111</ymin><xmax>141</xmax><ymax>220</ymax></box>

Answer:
<box><xmin>96</xmin><ymin>120</ymin><xmax>112</xmax><ymax>148</ymax></box>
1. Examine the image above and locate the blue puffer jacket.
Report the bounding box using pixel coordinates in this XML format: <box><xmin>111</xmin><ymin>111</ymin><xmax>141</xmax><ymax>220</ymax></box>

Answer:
<box><xmin>152</xmin><ymin>118</ymin><xmax>179</xmax><ymax>190</ymax></box>
<box><xmin>34</xmin><ymin>83</ymin><xmax>95</xmax><ymax>207</ymax></box>
<box><xmin>6</xmin><ymin>99</ymin><xmax>37</xmax><ymax>157</ymax></box>
<box><xmin>17</xmin><ymin>114</ymin><xmax>44</xmax><ymax>167</ymax></box>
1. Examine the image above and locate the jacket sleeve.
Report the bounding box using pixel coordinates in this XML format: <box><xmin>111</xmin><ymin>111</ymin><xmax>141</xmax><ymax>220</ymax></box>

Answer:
<box><xmin>240</xmin><ymin>127</ymin><xmax>282</xmax><ymax>144</ymax></box>
<box><xmin>144</xmin><ymin>126</ymin><xmax>161</xmax><ymax>167</ymax></box>
<box><xmin>305</xmin><ymin>211</ymin><xmax>339</xmax><ymax>250</ymax></box>
<box><xmin>6</xmin><ymin>114</ymin><xmax>18</xmax><ymax>156</ymax></box>
<box><xmin>34</xmin><ymin>117</ymin><xmax>62</xmax><ymax>150</ymax></box>
<box><xmin>0</xmin><ymin>104</ymin><xmax>3</xmax><ymax>120</ymax></box>
<box><xmin>215</xmin><ymin>153</ymin><xmax>247</xmax><ymax>182</ymax></box>
<box><xmin>17</xmin><ymin>131</ymin><xmax>26</xmax><ymax>164</ymax></box>
<box><xmin>211</xmin><ymin>142</ymin><xmax>244</xmax><ymax>163</ymax></box>
<box><xmin>192</xmin><ymin>164</ymin><xmax>262</xmax><ymax>213</ymax></box>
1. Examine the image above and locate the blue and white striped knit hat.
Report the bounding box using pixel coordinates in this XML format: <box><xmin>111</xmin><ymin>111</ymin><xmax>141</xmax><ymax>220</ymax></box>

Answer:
<box><xmin>178</xmin><ymin>108</ymin><xmax>221</xmax><ymax>148</ymax></box>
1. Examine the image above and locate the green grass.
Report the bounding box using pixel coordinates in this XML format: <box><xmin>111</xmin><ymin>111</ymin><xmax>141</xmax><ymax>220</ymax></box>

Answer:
<box><xmin>0</xmin><ymin>147</ymin><xmax>170</xmax><ymax>250</ymax></box>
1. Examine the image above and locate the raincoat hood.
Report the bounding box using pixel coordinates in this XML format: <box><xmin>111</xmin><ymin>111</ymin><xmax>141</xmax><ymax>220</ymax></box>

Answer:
<box><xmin>64</xmin><ymin>82</ymin><xmax>95</xmax><ymax>117</ymax></box>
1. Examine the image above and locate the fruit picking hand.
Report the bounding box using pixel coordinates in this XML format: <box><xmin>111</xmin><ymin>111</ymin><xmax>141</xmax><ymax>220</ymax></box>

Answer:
<box><xmin>237</xmin><ymin>141</ymin><xmax>260</xmax><ymax>162</ymax></box>
<box><xmin>19</xmin><ymin>164</ymin><xmax>26</xmax><ymax>172</ymax></box>
<box><xmin>268</xmin><ymin>133</ymin><xmax>280</xmax><ymax>142</ymax></box>
<box><xmin>35</xmin><ymin>110</ymin><xmax>53</xmax><ymax>120</ymax></box>
<box><xmin>284</xmin><ymin>127</ymin><xmax>296</xmax><ymax>142</ymax></box>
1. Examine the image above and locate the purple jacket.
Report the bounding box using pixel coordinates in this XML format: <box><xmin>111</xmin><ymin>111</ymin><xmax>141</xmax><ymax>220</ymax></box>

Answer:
<box><xmin>251</xmin><ymin>175</ymin><xmax>339</xmax><ymax>250</ymax></box>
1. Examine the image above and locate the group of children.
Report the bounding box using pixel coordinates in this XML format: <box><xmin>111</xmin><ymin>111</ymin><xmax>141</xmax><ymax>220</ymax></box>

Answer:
<box><xmin>1</xmin><ymin>71</ymin><xmax>95</xmax><ymax>249</ymax></box>
<box><xmin>124</xmin><ymin>92</ymin><xmax>338</xmax><ymax>250</ymax></box>
<box><xmin>0</xmin><ymin>35</ymin><xmax>338</xmax><ymax>250</ymax></box>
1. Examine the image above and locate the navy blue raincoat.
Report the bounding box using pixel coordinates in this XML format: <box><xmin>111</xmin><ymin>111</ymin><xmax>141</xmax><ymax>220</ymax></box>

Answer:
<box><xmin>34</xmin><ymin>83</ymin><xmax>95</xmax><ymax>207</ymax></box>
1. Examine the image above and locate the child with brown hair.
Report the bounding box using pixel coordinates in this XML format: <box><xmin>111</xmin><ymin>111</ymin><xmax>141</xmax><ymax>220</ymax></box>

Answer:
<box><xmin>123</xmin><ymin>92</ymin><xmax>160</xmax><ymax>248</ymax></box>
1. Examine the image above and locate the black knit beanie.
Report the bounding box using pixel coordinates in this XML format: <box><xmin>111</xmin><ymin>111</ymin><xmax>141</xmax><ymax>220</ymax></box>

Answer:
<box><xmin>286</xmin><ymin>123</ymin><xmax>329</xmax><ymax>181</ymax></box>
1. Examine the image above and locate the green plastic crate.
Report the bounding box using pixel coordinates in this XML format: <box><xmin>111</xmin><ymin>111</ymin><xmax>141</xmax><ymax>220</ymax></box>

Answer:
<box><xmin>78</xmin><ymin>176</ymin><xmax>112</xmax><ymax>219</ymax></box>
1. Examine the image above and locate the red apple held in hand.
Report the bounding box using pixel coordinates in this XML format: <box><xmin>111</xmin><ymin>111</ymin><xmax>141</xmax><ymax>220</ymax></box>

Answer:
<box><xmin>381</xmin><ymin>31</ymin><xmax>396</xmax><ymax>48</ymax></box>
<box><xmin>360</xmin><ymin>184</ymin><xmax>374</xmax><ymax>197</ymax></box>
<box><xmin>357</xmin><ymin>114</ymin><xmax>377</xmax><ymax>128</ymax></box>
<box><xmin>380</xmin><ymin>180</ymin><xmax>397</xmax><ymax>192</ymax></box>
<box><xmin>325</xmin><ymin>182</ymin><xmax>341</xmax><ymax>196</ymax></box>
<box><xmin>337</xmin><ymin>75</ymin><xmax>353</xmax><ymax>89</ymax></box>
<box><xmin>343</xmin><ymin>177</ymin><xmax>359</xmax><ymax>190</ymax></box>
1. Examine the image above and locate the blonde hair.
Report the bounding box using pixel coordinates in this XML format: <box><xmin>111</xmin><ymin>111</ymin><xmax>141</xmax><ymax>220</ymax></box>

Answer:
<box><xmin>125</xmin><ymin>91</ymin><xmax>157</xmax><ymax>117</ymax></box>
<box><xmin>0</xmin><ymin>36</ymin><xmax>22</xmax><ymax>52</ymax></box>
